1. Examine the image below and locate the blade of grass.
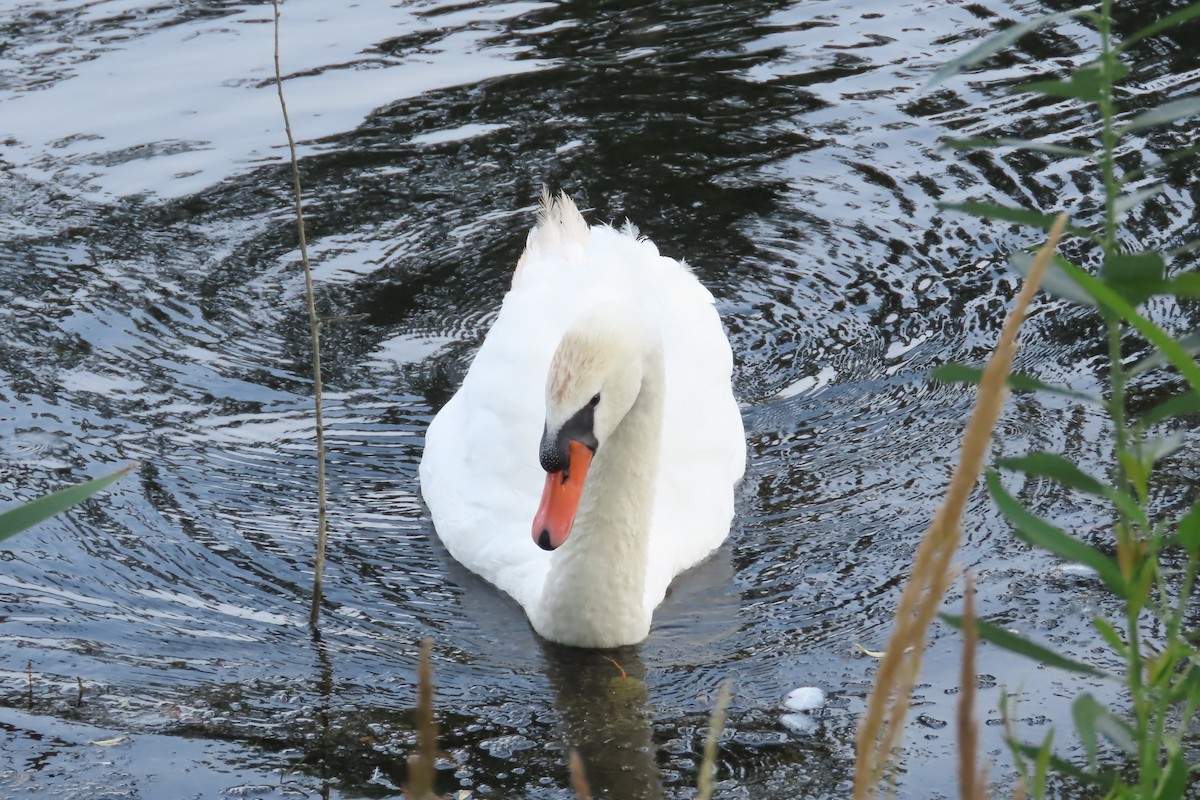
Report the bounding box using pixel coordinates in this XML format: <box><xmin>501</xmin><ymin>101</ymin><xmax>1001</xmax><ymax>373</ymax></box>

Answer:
<box><xmin>1119</xmin><ymin>1</ymin><xmax>1200</xmax><ymax>49</ymax></box>
<box><xmin>0</xmin><ymin>463</ymin><xmax>138</xmax><ymax>543</ymax></box>
<box><xmin>1062</xmin><ymin>264</ymin><xmax>1200</xmax><ymax>392</ymax></box>
<box><xmin>943</xmin><ymin>614</ymin><xmax>1106</xmax><ymax>676</ymax></box>
<box><xmin>272</xmin><ymin>0</ymin><xmax>330</xmax><ymax>629</ymax></box>
<box><xmin>987</xmin><ymin>471</ymin><xmax>1128</xmax><ymax>596</ymax></box>
<box><xmin>926</xmin><ymin>9</ymin><xmax>1095</xmax><ymax>89</ymax></box>
<box><xmin>932</xmin><ymin>363</ymin><xmax>1101</xmax><ymax>404</ymax></box>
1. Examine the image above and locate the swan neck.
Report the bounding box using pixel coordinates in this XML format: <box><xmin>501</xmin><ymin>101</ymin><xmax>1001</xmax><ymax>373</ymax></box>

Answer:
<box><xmin>534</xmin><ymin>346</ymin><xmax>665</xmax><ymax>648</ymax></box>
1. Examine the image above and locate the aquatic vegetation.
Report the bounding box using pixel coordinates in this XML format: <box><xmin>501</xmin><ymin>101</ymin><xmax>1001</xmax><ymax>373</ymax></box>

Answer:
<box><xmin>860</xmin><ymin>0</ymin><xmax>1200</xmax><ymax>797</ymax></box>
<box><xmin>0</xmin><ymin>463</ymin><xmax>135</xmax><ymax>543</ymax></box>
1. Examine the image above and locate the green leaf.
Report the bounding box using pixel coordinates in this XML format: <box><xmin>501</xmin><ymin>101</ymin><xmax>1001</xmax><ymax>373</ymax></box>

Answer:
<box><xmin>1157</xmin><ymin>749</ymin><xmax>1190</xmax><ymax>800</ymax></box>
<box><xmin>1073</xmin><ymin>694</ymin><xmax>1136</xmax><ymax>770</ymax></box>
<box><xmin>1139</xmin><ymin>431</ymin><xmax>1185</xmax><ymax>467</ymax></box>
<box><xmin>1120</xmin><ymin>2</ymin><xmax>1200</xmax><ymax>50</ymax></box>
<box><xmin>1059</xmin><ymin>266</ymin><xmax>1200</xmax><ymax>394</ymax></box>
<box><xmin>942</xmin><ymin>613</ymin><xmax>1106</xmax><ymax>676</ymax></box>
<box><xmin>1130</xmin><ymin>331</ymin><xmax>1200</xmax><ymax>375</ymax></box>
<box><xmin>943</xmin><ymin>137</ymin><xmax>1091</xmax><ymax>156</ymax></box>
<box><xmin>1161</xmin><ymin>270</ymin><xmax>1200</xmax><ymax>298</ymax></box>
<box><xmin>1121</xmin><ymin>95</ymin><xmax>1200</xmax><ymax>134</ymax></box>
<box><xmin>998</xmin><ymin>452</ymin><xmax>1146</xmax><ymax>526</ymax></box>
<box><xmin>1167</xmin><ymin>237</ymin><xmax>1200</xmax><ymax>258</ymax></box>
<box><xmin>1016</xmin><ymin>62</ymin><xmax>1127</xmax><ymax>104</ymax></box>
<box><xmin>1178</xmin><ymin>501</ymin><xmax>1200</xmax><ymax>556</ymax></box>
<box><xmin>987</xmin><ymin>470</ymin><xmax>1128</xmax><ymax>596</ymax></box>
<box><xmin>1033</xmin><ymin>729</ymin><xmax>1054</xmax><ymax>800</ymax></box>
<box><xmin>0</xmin><ymin>464</ymin><xmax>138</xmax><ymax>543</ymax></box>
<box><xmin>1092</xmin><ymin>616</ymin><xmax>1126</xmax><ymax>656</ymax></box>
<box><xmin>930</xmin><ymin>363</ymin><xmax>1101</xmax><ymax>404</ymax></box>
<box><xmin>1137</xmin><ymin>390</ymin><xmax>1200</xmax><ymax>428</ymax></box>
<box><xmin>1012</xmin><ymin>741</ymin><xmax>1116</xmax><ymax>788</ymax></box>
<box><xmin>997</xmin><ymin>452</ymin><xmax>1106</xmax><ymax>495</ymax></box>
<box><xmin>1101</xmin><ymin>251</ymin><xmax>1167</xmax><ymax>306</ymax></box>
<box><xmin>938</xmin><ymin>201</ymin><xmax>1089</xmax><ymax>237</ymax></box>
<box><xmin>926</xmin><ymin>8</ymin><xmax>1096</xmax><ymax>89</ymax></box>
<box><xmin>1011</xmin><ymin>253</ymin><xmax>1097</xmax><ymax>306</ymax></box>
<box><xmin>1113</xmin><ymin>185</ymin><xmax>1165</xmax><ymax>218</ymax></box>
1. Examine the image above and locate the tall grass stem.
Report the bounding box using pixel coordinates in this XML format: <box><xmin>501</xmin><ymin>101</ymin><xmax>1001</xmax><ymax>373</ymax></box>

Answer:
<box><xmin>271</xmin><ymin>0</ymin><xmax>330</xmax><ymax>629</ymax></box>
<box><xmin>852</xmin><ymin>215</ymin><xmax>1068</xmax><ymax>799</ymax></box>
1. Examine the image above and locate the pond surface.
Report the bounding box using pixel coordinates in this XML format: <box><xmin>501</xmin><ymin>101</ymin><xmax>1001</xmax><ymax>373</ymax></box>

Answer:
<box><xmin>1</xmin><ymin>0</ymin><xmax>1198</xmax><ymax>797</ymax></box>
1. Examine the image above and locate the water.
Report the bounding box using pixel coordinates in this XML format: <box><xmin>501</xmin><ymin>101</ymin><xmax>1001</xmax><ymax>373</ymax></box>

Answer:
<box><xmin>1</xmin><ymin>0</ymin><xmax>1197</xmax><ymax>797</ymax></box>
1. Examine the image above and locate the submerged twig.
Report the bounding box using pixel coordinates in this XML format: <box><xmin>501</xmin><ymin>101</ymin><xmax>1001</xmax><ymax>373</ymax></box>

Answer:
<box><xmin>696</xmin><ymin>680</ymin><xmax>732</xmax><ymax>800</ymax></box>
<box><xmin>568</xmin><ymin>749</ymin><xmax>592</xmax><ymax>800</ymax></box>
<box><xmin>271</xmin><ymin>0</ymin><xmax>329</xmax><ymax>629</ymax></box>
<box><xmin>408</xmin><ymin>639</ymin><xmax>438</xmax><ymax>799</ymax></box>
<box><xmin>957</xmin><ymin>572</ymin><xmax>988</xmax><ymax>800</ymax></box>
<box><xmin>852</xmin><ymin>215</ymin><xmax>1068</xmax><ymax>799</ymax></box>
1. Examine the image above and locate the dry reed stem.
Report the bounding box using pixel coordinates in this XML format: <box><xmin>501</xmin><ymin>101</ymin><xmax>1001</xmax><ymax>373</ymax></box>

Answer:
<box><xmin>851</xmin><ymin>215</ymin><xmax>1067</xmax><ymax>799</ymax></box>
<box><xmin>271</xmin><ymin>0</ymin><xmax>330</xmax><ymax>630</ymax></box>
<box><xmin>408</xmin><ymin>639</ymin><xmax>438</xmax><ymax>799</ymax></box>
<box><xmin>568</xmin><ymin>749</ymin><xmax>592</xmax><ymax>799</ymax></box>
<box><xmin>696</xmin><ymin>681</ymin><xmax>733</xmax><ymax>800</ymax></box>
<box><xmin>958</xmin><ymin>571</ymin><xmax>988</xmax><ymax>800</ymax></box>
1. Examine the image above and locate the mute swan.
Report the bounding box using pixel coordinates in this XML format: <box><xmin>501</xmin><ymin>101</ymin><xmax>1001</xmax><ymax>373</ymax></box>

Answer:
<box><xmin>419</xmin><ymin>191</ymin><xmax>745</xmax><ymax>648</ymax></box>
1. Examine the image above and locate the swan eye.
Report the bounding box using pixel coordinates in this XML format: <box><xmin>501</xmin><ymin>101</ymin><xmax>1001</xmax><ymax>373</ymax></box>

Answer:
<box><xmin>588</xmin><ymin>393</ymin><xmax>601</xmax><ymax>408</ymax></box>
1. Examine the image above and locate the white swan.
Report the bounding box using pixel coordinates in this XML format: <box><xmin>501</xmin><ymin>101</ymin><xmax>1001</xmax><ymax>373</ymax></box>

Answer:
<box><xmin>419</xmin><ymin>191</ymin><xmax>745</xmax><ymax>648</ymax></box>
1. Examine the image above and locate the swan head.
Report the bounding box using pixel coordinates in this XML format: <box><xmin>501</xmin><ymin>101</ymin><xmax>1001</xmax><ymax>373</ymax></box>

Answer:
<box><xmin>532</xmin><ymin>302</ymin><xmax>652</xmax><ymax>551</ymax></box>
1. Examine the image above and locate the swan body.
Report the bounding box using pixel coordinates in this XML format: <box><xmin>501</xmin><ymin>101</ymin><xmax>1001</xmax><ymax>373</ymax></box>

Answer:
<box><xmin>419</xmin><ymin>192</ymin><xmax>745</xmax><ymax>648</ymax></box>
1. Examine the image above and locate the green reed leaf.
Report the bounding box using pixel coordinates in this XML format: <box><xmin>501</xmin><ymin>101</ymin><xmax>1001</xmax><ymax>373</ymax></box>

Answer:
<box><xmin>1138</xmin><ymin>390</ymin><xmax>1200</xmax><ymax>429</ymax></box>
<box><xmin>1092</xmin><ymin>616</ymin><xmax>1126</xmax><ymax>657</ymax></box>
<box><xmin>1011</xmin><ymin>741</ymin><xmax>1115</xmax><ymax>788</ymax></box>
<box><xmin>0</xmin><ymin>464</ymin><xmax>138</xmax><ymax>543</ymax></box>
<box><xmin>1064</xmin><ymin>267</ymin><xmax>1200</xmax><ymax>393</ymax></box>
<box><xmin>931</xmin><ymin>363</ymin><xmax>1100</xmax><ymax>403</ymax></box>
<box><xmin>1158</xmin><ymin>749</ymin><xmax>1190</xmax><ymax>800</ymax></box>
<box><xmin>1113</xmin><ymin>184</ymin><xmax>1165</xmax><ymax>218</ymax></box>
<box><xmin>943</xmin><ymin>137</ymin><xmax>1090</xmax><ymax>156</ymax></box>
<box><xmin>1101</xmin><ymin>251</ymin><xmax>1166</xmax><ymax>306</ymax></box>
<box><xmin>998</xmin><ymin>452</ymin><xmax>1145</xmax><ymax>528</ymax></box>
<box><xmin>926</xmin><ymin>8</ymin><xmax>1097</xmax><ymax>89</ymax></box>
<box><xmin>987</xmin><ymin>470</ymin><xmax>1127</xmax><ymax>596</ymax></box>
<box><xmin>938</xmin><ymin>201</ymin><xmax>1089</xmax><ymax>237</ymax></box>
<box><xmin>1073</xmin><ymin>694</ymin><xmax>1136</xmax><ymax>770</ymax></box>
<box><xmin>1017</xmin><ymin>62</ymin><xmax>1126</xmax><ymax>103</ymax></box>
<box><xmin>1162</xmin><ymin>270</ymin><xmax>1200</xmax><ymax>298</ymax></box>
<box><xmin>1120</xmin><ymin>1</ymin><xmax>1200</xmax><ymax>50</ymax></box>
<box><xmin>1130</xmin><ymin>331</ymin><xmax>1200</xmax><ymax>375</ymax></box>
<box><xmin>997</xmin><ymin>452</ymin><xmax>1106</xmax><ymax>495</ymax></box>
<box><xmin>942</xmin><ymin>614</ymin><xmax>1105</xmax><ymax>676</ymax></box>
<box><xmin>1011</xmin><ymin>253</ymin><xmax>1097</xmax><ymax>306</ymax></box>
<box><xmin>1178</xmin><ymin>501</ymin><xmax>1200</xmax><ymax>556</ymax></box>
<box><xmin>1121</xmin><ymin>95</ymin><xmax>1200</xmax><ymax>134</ymax></box>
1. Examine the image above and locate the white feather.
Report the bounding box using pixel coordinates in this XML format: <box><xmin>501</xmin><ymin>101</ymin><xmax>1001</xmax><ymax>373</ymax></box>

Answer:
<box><xmin>420</xmin><ymin>192</ymin><xmax>745</xmax><ymax>646</ymax></box>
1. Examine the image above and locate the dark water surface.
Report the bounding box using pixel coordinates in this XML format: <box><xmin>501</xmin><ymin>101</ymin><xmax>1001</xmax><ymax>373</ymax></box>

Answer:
<box><xmin>2</xmin><ymin>0</ymin><xmax>1198</xmax><ymax>797</ymax></box>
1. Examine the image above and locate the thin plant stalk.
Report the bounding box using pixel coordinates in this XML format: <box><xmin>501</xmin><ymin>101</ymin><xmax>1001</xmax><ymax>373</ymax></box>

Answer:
<box><xmin>853</xmin><ymin>215</ymin><xmax>1067</xmax><ymax>799</ymax></box>
<box><xmin>408</xmin><ymin>639</ymin><xmax>438</xmax><ymax>799</ymax></box>
<box><xmin>957</xmin><ymin>571</ymin><xmax>987</xmax><ymax>800</ymax></box>
<box><xmin>568</xmin><ymin>750</ymin><xmax>592</xmax><ymax>800</ymax></box>
<box><xmin>696</xmin><ymin>680</ymin><xmax>732</xmax><ymax>800</ymax></box>
<box><xmin>271</xmin><ymin>0</ymin><xmax>330</xmax><ymax>629</ymax></box>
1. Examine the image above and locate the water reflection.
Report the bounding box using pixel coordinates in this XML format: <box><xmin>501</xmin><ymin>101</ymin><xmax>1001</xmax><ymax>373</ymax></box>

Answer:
<box><xmin>542</xmin><ymin>643</ymin><xmax>664</xmax><ymax>800</ymax></box>
<box><xmin>1</xmin><ymin>0</ymin><xmax>1198</xmax><ymax>797</ymax></box>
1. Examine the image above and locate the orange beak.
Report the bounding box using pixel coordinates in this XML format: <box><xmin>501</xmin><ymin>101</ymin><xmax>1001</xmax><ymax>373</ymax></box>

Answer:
<box><xmin>532</xmin><ymin>440</ymin><xmax>593</xmax><ymax>551</ymax></box>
